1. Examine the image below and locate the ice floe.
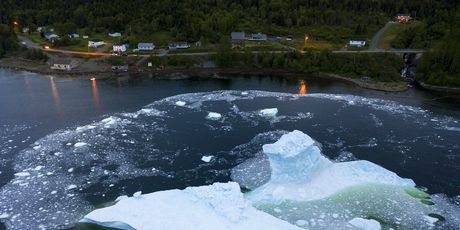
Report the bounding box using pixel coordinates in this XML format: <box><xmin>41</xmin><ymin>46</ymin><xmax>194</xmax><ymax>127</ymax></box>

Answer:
<box><xmin>348</xmin><ymin>217</ymin><xmax>381</xmax><ymax>230</ymax></box>
<box><xmin>80</xmin><ymin>182</ymin><xmax>301</xmax><ymax>230</ymax></box>
<box><xmin>259</xmin><ymin>108</ymin><xmax>278</xmax><ymax>117</ymax></box>
<box><xmin>206</xmin><ymin>112</ymin><xmax>222</xmax><ymax>120</ymax></box>
<box><xmin>175</xmin><ymin>101</ymin><xmax>186</xmax><ymax>106</ymax></box>
<box><xmin>201</xmin><ymin>155</ymin><xmax>213</xmax><ymax>163</ymax></box>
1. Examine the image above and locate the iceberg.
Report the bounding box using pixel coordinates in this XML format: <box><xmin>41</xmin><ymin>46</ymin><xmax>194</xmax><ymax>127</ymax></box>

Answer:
<box><xmin>247</xmin><ymin>130</ymin><xmax>415</xmax><ymax>203</ymax></box>
<box><xmin>80</xmin><ymin>182</ymin><xmax>301</xmax><ymax>230</ymax></box>
<box><xmin>206</xmin><ymin>112</ymin><xmax>222</xmax><ymax>120</ymax></box>
<box><xmin>259</xmin><ymin>108</ymin><xmax>278</xmax><ymax>117</ymax></box>
<box><xmin>201</xmin><ymin>155</ymin><xmax>213</xmax><ymax>163</ymax></box>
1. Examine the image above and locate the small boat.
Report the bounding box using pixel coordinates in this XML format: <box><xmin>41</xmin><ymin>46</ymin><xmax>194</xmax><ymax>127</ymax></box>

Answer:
<box><xmin>90</xmin><ymin>78</ymin><xmax>96</xmax><ymax>81</ymax></box>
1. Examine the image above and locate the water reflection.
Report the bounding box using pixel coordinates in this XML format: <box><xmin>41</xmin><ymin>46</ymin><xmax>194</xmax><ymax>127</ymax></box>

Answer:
<box><xmin>299</xmin><ymin>80</ymin><xmax>307</xmax><ymax>95</ymax></box>
<box><xmin>49</xmin><ymin>77</ymin><xmax>62</xmax><ymax>117</ymax></box>
<box><xmin>91</xmin><ymin>79</ymin><xmax>101</xmax><ymax>112</ymax></box>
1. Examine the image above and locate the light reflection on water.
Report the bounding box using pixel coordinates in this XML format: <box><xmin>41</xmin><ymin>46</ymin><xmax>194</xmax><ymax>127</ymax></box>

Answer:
<box><xmin>49</xmin><ymin>77</ymin><xmax>62</xmax><ymax>118</ymax></box>
<box><xmin>299</xmin><ymin>80</ymin><xmax>307</xmax><ymax>95</ymax></box>
<box><xmin>91</xmin><ymin>79</ymin><xmax>101</xmax><ymax>112</ymax></box>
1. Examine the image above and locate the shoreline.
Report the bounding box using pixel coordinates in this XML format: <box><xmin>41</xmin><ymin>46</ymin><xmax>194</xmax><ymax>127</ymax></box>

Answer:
<box><xmin>0</xmin><ymin>61</ymin><xmax>408</xmax><ymax>92</ymax></box>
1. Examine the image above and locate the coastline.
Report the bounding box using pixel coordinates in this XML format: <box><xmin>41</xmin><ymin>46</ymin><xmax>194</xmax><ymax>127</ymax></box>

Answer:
<box><xmin>0</xmin><ymin>60</ymin><xmax>408</xmax><ymax>92</ymax></box>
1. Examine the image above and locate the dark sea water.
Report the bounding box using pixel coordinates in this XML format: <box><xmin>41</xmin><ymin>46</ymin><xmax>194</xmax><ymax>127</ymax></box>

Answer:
<box><xmin>0</xmin><ymin>69</ymin><xmax>459</xmax><ymax>229</ymax></box>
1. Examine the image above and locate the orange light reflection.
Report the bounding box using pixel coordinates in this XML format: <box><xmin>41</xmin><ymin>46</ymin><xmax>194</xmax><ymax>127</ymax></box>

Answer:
<box><xmin>299</xmin><ymin>80</ymin><xmax>307</xmax><ymax>95</ymax></box>
<box><xmin>91</xmin><ymin>79</ymin><xmax>101</xmax><ymax>112</ymax></box>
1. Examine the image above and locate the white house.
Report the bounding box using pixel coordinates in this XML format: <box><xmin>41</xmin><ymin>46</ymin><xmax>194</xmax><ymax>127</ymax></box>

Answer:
<box><xmin>88</xmin><ymin>40</ymin><xmax>105</xmax><ymax>48</ymax></box>
<box><xmin>51</xmin><ymin>63</ymin><xmax>72</xmax><ymax>71</ymax></box>
<box><xmin>22</xmin><ymin>27</ymin><xmax>30</xmax><ymax>33</ymax></box>
<box><xmin>349</xmin><ymin>40</ymin><xmax>366</xmax><ymax>48</ymax></box>
<box><xmin>45</xmin><ymin>34</ymin><xmax>59</xmax><ymax>40</ymax></box>
<box><xmin>113</xmin><ymin>44</ymin><xmax>127</xmax><ymax>53</ymax></box>
<box><xmin>138</xmin><ymin>43</ymin><xmax>155</xmax><ymax>51</ymax></box>
<box><xmin>108</xmin><ymin>32</ymin><xmax>122</xmax><ymax>37</ymax></box>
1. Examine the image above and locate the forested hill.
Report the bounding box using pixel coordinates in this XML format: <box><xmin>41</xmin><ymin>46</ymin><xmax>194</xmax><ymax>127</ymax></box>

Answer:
<box><xmin>0</xmin><ymin>0</ymin><xmax>457</xmax><ymax>42</ymax></box>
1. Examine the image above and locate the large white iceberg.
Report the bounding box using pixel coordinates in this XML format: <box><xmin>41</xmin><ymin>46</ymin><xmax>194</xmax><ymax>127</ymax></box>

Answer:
<box><xmin>80</xmin><ymin>182</ymin><xmax>301</xmax><ymax>230</ymax></box>
<box><xmin>206</xmin><ymin>112</ymin><xmax>222</xmax><ymax>120</ymax></box>
<box><xmin>259</xmin><ymin>108</ymin><xmax>278</xmax><ymax>117</ymax></box>
<box><xmin>247</xmin><ymin>130</ymin><xmax>415</xmax><ymax>202</ymax></box>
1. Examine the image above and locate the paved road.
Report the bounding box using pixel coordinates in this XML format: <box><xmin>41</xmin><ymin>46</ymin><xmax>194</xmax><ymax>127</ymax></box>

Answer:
<box><xmin>333</xmin><ymin>49</ymin><xmax>425</xmax><ymax>54</ymax></box>
<box><xmin>369</xmin><ymin>22</ymin><xmax>395</xmax><ymax>51</ymax></box>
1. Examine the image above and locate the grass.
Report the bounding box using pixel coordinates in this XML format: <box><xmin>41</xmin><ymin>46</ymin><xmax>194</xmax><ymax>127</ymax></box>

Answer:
<box><xmin>377</xmin><ymin>21</ymin><xmax>423</xmax><ymax>50</ymax></box>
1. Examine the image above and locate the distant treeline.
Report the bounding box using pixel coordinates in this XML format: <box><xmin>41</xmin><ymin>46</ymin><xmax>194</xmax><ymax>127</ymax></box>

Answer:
<box><xmin>0</xmin><ymin>0</ymin><xmax>457</xmax><ymax>43</ymax></box>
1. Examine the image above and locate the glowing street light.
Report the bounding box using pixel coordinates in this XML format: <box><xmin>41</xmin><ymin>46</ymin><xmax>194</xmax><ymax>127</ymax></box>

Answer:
<box><xmin>304</xmin><ymin>34</ymin><xmax>309</xmax><ymax>46</ymax></box>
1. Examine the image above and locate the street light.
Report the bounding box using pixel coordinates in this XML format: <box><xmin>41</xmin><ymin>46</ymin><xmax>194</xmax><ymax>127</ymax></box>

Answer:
<box><xmin>304</xmin><ymin>34</ymin><xmax>309</xmax><ymax>46</ymax></box>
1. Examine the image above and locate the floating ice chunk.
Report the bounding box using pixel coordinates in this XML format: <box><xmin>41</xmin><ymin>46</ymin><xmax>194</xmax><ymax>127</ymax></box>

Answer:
<box><xmin>248</xmin><ymin>130</ymin><xmax>415</xmax><ymax>203</ymax></box>
<box><xmin>0</xmin><ymin>213</ymin><xmax>9</xmax><ymax>219</ymax></box>
<box><xmin>201</xmin><ymin>156</ymin><xmax>213</xmax><ymax>163</ymax></box>
<box><xmin>51</xmin><ymin>191</ymin><xmax>57</xmax><ymax>195</ymax></box>
<box><xmin>14</xmin><ymin>172</ymin><xmax>30</xmax><ymax>177</ymax></box>
<box><xmin>295</xmin><ymin>219</ymin><xmax>308</xmax><ymax>226</ymax></box>
<box><xmin>74</xmin><ymin>142</ymin><xmax>87</xmax><ymax>148</ymax></box>
<box><xmin>348</xmin><ymin>218</ymin><xmax>381</xmax><ymax>230</ymax></box>
<box><xmin>80</xmin><ymin>182</ymin><xmax>301</xmax><ymax>230</ymax></box>
<box><xmin>34</xmin><ymin>166</ymin><xmax>44</xmax><ymax>171</ymax></box>
<box><xmin>206</xmin><ymin>112</ymin><xmax>222</xmax><ymax>120</ymax></box>
<box><xmin>259</xmin><ymin>108</ymin><xmax>278</xmax><ymax>117</ymax></box>
<box><xmin>424</xmin><ymin>215</ymin><xmax>439</xmax><ymax>226</ymax></box>
<box><xmin>175</xmin><ymin>101</ymin><xmax>186</xmax><ymax>106</ymax></box>
<box><xmin>241</xmin><ymin>92</ymin><xmax>249</xmax><ymax>95</ymax></box>
<box><xmin>33</xmin><ymin>145</ymin><xmax>41</xmax><ymax>150</ymax></box>
<box><xmin>67</xmin><ymin>168</ymin><xmax>74</xmax><ymax>173</ymax></box>
<box><xmin>66</xmin><ymin>185</ymin><xmax>77</xmax><ymax>190</ymax></box>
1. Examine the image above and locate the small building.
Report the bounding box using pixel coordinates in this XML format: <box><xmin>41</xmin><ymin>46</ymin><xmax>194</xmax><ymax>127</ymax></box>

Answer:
<box><xmin>231</xmin><ymin>32</ymin><xmax>246</xmax><ymax>48</ymax></box>
<box><xmin>138</xmin><ymin>43</ymin><xmax>155</xmax><ymax>51</ymax></box>
<box><xmin>168</xmin><ymin>41</ymin><xmax>190</xmax><ymax>49</ymax></box>
<box><xmin>348</xmin><ymin>39</ymin><xmax>366</xmax><ymax>48</ymax></box>
<box><xmin>249</xmin><ymin>33</ymin><xmax>267</xmax><ymax>41</ymax></box>
<box><xmin>108</xmin><ymin>32</ymin><xmax>122</xmax><ymax>37</ymax></box>
<box><xmin>37</xmin><ymin>27</ymin><xmax>44</xmax><ymax>32</ymax></box>
<box><xmin>113</xmin><ymin>44</ymin><xmax>127</xmax><ymax>53</ymax></box>
<box><xmin>45</xmin><ymin>34</ymin><xmax>59</xmax><ymax>41</ymax></box>
<box><xmin>68</xmin><ymin>33</ymin><xmax>80</xmax><ymax>38</ymax></box>
<box><xmin>231</xmin><ymin>32</ymin><xmax>246</xmax><ymax>41</ymax></box>
<box><xmin>396</xmin><ymin>14</ymin><xmax>412</xmax><ymax>23</ymax></box>
<box><xmin>51</xmin><ymin>63</ymin><xmax>72</xmax><ymax>71</ymax></box>
<box><xmin>83</xmin><ymin>35</ymin><xmax>89</xmax><ymax>39</ymax></box>
<box><xmin>88</xmin><ymin>39</ymin><xmax>104</xmax><ymax>48</ymax></box>
<box><xmin>22</xmin><ymin>27</ymin><xmax>29</xmax><ymax>33</ymax></box>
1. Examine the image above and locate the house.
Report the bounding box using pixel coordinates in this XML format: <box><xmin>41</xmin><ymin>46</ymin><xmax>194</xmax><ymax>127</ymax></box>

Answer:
<box><xmin>88</xmin><ymin>39</ymin><xmax>105</xmax><ymax>48</ymax></box>
<box><xmin>68</xmin><ymin>33</ymin><xmax>79</xmax><ymax>38</ymax></box>
<box><xmin>22</xmin><ymin>27</ymin><xmax>29</xmax><ymax>33</ymax></box>
<box><xmin>231</xmin><ymin>32</ymin><xmax>246</xmax><ymax>48</ymax></box>
<box><xmin>45</xmin><ymin>34</ymin><xmax>59</xmax><ymax>40</ymax></box>
<box><xmin>138</xmin><ymin>43</ymin><xmax>155</xmax><ymax>51</ymax></box>
<box><xmin>249</xmin><ymin>33</ymin><xmax>267</xmax><ymax>41</ymax></box>
<box><xmin>396</xmin><ymin>14</ymin><xmax>412</xmax><ymax>23</ymax></box>
<box><xmin>113</xmin><ymin>44</ymin><xmax>127</xmax><ymax>53</ymax></box>
<box><xmin>37</xmin><ymin>27</ymin><xmax>44</xmax><ymax>32</ymax></box>
<box><xmin>108</xmin><ymin>32</ymin><xmax>122</xmax><ymax>37</ymax></box>
<box><xmin>231</xmin><ymin>32</ymin><xmax>246</xmax><ymax>41</ymax></box>
<box><xmin>348</xmin><ymin>39</ymin><xmax>366</xmax><ymax>48</ymax></box>
<box><xmin>50</xmin><ymin>63</ymin><xmax>72</xmax><ymax>71</ymax></box>
<box><xmin>168</xmin><ymin>41</ymin><xmax>190</xmax><ymax>49</ymax></box>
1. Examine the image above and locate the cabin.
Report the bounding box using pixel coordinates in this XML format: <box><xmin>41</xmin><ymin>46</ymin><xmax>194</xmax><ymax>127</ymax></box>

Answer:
<box><xmin>231</xmin><ymin>32</ymin><xmax>246</xmax><ymax>48</ymax></box>
<box><xmin>45</xmin><ymin>34</ymin><xmax>59</xmax><ymax>41</ymax></box>
<box><xmin>249</xmin><ymin>33</ymin><xmax>267</xmax><ymax>41</ymax></box>
<box><xmin>113</xmin><ymin>44</ymin><xmax>127</xmax><ymax>53</ymax></box>
<box><xmin>88</xmin><ymin>39</ymin><xmax>104</xmax><ymax>48</ymax></box>
<box><xmin>348</xmin><ymin>39</ymin><xmax>366</xmax><ymax>48</ymax></box>
<box><xmin>396</xmin><ymin>14</ymin><xmax>412</xmax><ymax>23</ymax></box>
<box><xmin>108</xmin><ymin>32</ymin><xmax>122</xmax><ymax>37</ymax></box>
<box><xmin>50</xmin><ymin>63</ymin><xmax>72</xmax><ymax>71</ymax></box>
<box><xmin>138</xmin><ymin>43</ymin><xmax>155</xmax><ymax>51</ymax></box>
<box><xmin>168</xmin><ymin>41</ymin><xmax>190</xmax><ymax>49</ymax></box>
